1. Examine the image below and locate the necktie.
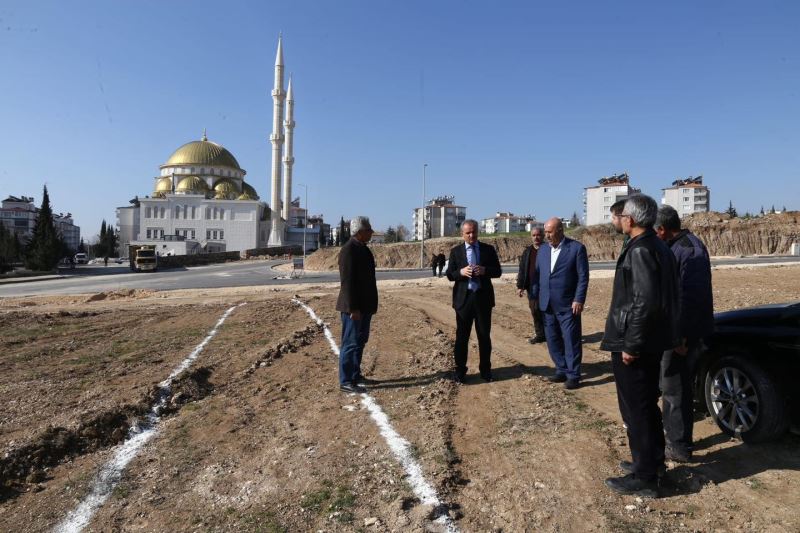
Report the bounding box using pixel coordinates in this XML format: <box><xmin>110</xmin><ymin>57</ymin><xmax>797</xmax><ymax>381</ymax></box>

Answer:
<box><xmin>467</xmin><ymin>244</ymin><xmax>479</xmax><ymax>292</ymax></box>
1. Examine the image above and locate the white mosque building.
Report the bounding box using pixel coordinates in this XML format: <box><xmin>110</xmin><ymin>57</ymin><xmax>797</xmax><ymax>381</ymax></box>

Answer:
<box><xmin>117</xmin><ymin>36</ymin><xmax>301</xmax><ymax>255</ymax></box>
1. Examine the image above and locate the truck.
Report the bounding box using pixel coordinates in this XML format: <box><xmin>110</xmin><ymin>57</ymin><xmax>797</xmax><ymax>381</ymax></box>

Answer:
<box><xmin>74</xmin><ymin>252</ymin><xmax>88</xmax><ymax>264</ymax></box>
<box><xmin>129</xmin><ymin>245</ymin><xmax>157</xmax><ymax>272</ymax></box>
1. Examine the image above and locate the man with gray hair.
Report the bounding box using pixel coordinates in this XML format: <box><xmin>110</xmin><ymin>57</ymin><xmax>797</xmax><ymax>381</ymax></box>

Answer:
<box><xmin>655</xmin><ymin>205</ymin><xmax>713</xmax><ymax>463</ymax></box>
<box><xmin>601</xmin><ymin>194</ymin><xmax>680</xmax><ymax>497</ymax></box>
<box><xmin>335</xmin><ymin>216</ymin><xmax>378</xmax><ymax>393</ymax></box>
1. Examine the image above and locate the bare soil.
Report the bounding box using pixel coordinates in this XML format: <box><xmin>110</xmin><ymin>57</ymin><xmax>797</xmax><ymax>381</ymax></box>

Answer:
<box><xmin>1</xmin><ymin>265</ymin><xmax>799</xmax><ymax>532</ymax></box>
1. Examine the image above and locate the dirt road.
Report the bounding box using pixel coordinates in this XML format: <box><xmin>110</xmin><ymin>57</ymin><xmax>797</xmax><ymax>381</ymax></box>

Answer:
<box><xmin>1</xmin><ymin>266</ymin><xmax>799</xmax><ymax>532</ymax></box>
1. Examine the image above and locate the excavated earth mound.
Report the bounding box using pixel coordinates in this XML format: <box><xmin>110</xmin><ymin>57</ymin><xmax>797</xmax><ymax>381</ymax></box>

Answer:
<box><xmin>306</xmin><ymin>211</ymin><xmax>800</xmax><ymax>270</ymax></box>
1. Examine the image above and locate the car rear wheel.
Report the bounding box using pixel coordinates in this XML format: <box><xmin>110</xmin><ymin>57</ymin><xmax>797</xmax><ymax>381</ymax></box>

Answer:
<box><xmin>704</xmin><ymin>355</ymin><xmax>788</xmax><ymax>443</ymax></box>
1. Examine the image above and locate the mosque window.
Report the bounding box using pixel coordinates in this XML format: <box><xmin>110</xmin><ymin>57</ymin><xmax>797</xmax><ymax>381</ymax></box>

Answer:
<box><xmin>220</xmin><ymin>209</ymin><xmax>225</xmax><ymax>220</ymax></box>
<box><xmin>201</xmin><ymin>168</ymin><xmax>205</xmax><ymax>175</ymax></box>
<box><xmin>175</xmin><ymin>206</ymin><xmax>181</xmax><ymax>219</ymax></box>
<box><xmin>219</xmin><ymin>230</ymin><xmax>224</xmax><ymax>240</ymax></box>
<box><xmin>205</xmin><ymin>207</ymin><xmax>210</xmax><ymax>219</ymax></box>
<box><xmin>191</xmin><ymin>206</ymin><xmax>197</xmax><ymax>219</ymax></box>
<box><xmin>145</xmin><ymin>207</ymin><xmax>151</xmax><ymax>218</ymax></box>
<box><xmin>191</xmin><ymin>167</ymin><xmax>195</xmax><ymax>174</ymax></box>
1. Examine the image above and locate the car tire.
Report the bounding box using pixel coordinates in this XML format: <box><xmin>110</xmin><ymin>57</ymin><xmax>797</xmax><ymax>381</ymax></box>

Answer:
<box><xmin>704</xmin><ymin>354</ymin><xmax>788</xmax><ymax>443</ymax></box>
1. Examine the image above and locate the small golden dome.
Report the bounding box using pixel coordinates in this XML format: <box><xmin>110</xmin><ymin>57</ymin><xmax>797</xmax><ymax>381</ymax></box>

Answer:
<box><xmin>241</xmin><ymin>181</ymin><xmax>259</xmax><ymax>200</ymax></box>
<box><xmin>213</xmin><ymin>179</ymin><xmax>238</xmax><ymax>200</ymax></box>
<box><xmin>237</xmin><ymin>192</ymin><xmax>255</xmax><ymax>200</ymax></box>
<box><xmin>176</xmin><ymin>175</ymin><xmax>209</xmax><ymax>193</ymax></box>
<box><xmin>154</xmin><ymin>177</ymin><xmax>172</xmax><ymax>194</ymax></box>
<box><xmin>162</xmin><ymin>138</ymin><xmax>243</xmax><ymax>171</ymax></box>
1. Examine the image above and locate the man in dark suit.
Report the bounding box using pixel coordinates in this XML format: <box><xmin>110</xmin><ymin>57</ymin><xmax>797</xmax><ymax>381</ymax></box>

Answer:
<box><xmin>532</xmin><ymin>217</ymin><xmax>589</xmax><ymax>389</ymax></box>
<box><xmin>445</xmin><ymin>219</ymin><xmax>502</xmax><ymax>383</ymax></box>
<box><xmin>516</xmin><ymin>227</ymin><xmax>546</xmax><ymax>344</ymax></box>
<box><xmin>336</xmin><ymin>216</ymin><xmax>378</xmax><ymax>394</ymax></box>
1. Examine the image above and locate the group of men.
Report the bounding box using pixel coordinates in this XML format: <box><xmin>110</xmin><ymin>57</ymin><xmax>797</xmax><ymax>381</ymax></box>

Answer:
<box><xmin>335</xmin><ymin>193</ymin><xmax>713</xmax><ymax>498</ymax></box>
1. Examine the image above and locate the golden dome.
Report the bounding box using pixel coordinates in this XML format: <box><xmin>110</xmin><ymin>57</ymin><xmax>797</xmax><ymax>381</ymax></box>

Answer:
<box><xmin>162</xmin><ymin>137</ymin><xmax>242</xmax><ymax>171</ymax></box>
<box><xmin>154</xmin><ymin>177</ymin><xmax>172</xmax><ymax>194</ymax></box>
<box><xmin>176</xmin><ymin>175</ymin><xmax>210</xmax><ymax>193</ymax></box>
<box><xmin>241</xmin><ymin>181</ymin><xmax>259</xmax><ymax>200</ymax></box>
<box><xmin>237</xmin><ymin>192</ymin><xmax>255</xmax><ymax>200</ymax></box>
<box><xmin>213</xmin><ymin>179</ymin><xmax>238</xmax><ymax>200</ymax></box>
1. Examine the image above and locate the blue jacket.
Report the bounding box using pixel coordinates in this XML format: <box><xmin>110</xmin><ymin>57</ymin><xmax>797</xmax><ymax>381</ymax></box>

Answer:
<box><xmin>532</xmin><ymin>237</ymin><xmax>590</xmax><ymax>313</ymax></box>
<box><xmin>668</xmin><ymin>230</ymin><xmax>714</xmax><ymax>342</ymax></box>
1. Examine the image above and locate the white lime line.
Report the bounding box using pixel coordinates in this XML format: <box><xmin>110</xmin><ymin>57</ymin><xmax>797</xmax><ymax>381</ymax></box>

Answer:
<box><xmin>292</xmin><ymin>299</ymin><xmax>458</xmax><ymax>532</ymax></box>
<box><xmin>54</xmin><ymin>304</ymin><xmax>245</xmax><ymax>533</ymax></box>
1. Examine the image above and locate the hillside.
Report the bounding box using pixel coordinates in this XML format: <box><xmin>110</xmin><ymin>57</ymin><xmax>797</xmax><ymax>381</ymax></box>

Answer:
<box><xmin>305</xmin><ymin>211</ymin><xmax>800</xmax><ymax>270</ymax></box>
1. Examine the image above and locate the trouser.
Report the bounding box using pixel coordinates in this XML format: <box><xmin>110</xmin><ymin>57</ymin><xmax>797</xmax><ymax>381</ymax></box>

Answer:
<box><xmin>454</xmin><ymin>291</ymin><xmax>492</xmax><ymax>378</ymax></box>
<box><xmin>660</xmin><ymin>341</ymin><xmax>702</xmax><ymax>455</ymax></box>
<box><xmin>542</xmin><ymin>307</ymin><xmax>583</xmax><ymax>381</ymax></box>
<box><xmin>527</xmin><ymin>296</ymin><xmax>545</xmax><ymax>339</ymax></box>
<box><xmin>339</xmin><ymin>312</ymin><xmax>372</xmax><ymax>385</ymax></box>
<box><xmin>432</xmin><ymin>266</ymin><xmax>438</xmax><ymax>276</ymax></box>
<box><xmin>612</xmin><ymin>351</ymin><xmax>665</xmax><ymax>481</ymax></box>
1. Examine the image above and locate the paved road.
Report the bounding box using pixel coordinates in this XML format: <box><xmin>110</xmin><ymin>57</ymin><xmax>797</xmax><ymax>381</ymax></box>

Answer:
<box><xmin>2</xmin><ymin>256</ymin><xmax>799</xmax><ymax>298</ymax></box>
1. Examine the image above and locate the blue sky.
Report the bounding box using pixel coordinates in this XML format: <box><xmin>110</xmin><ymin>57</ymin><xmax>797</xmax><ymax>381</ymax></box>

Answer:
<box><xmin>1</xmin><ymin>1</ymin><xmax>798</xmax><ymax>240</ymax></box>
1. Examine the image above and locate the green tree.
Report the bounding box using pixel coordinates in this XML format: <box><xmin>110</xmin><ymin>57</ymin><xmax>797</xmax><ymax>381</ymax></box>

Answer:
<box><xmin>24</xmin><ymin>185</ymin><xmax>64</xmax><ymax>271</ymax></box>
<box><xmin>769</xmin><ymin>205</ymin><xmax>776</xmax><ymax>214</ymax></box>
<box><xmin>0</xmin><ymin>222</ymin><xmax>14</xmax><ymax>273</ymax></box>
<box><xmin>725</xmin><ymin>200</ymin><xmax>738</xmax><ymax>219</ymax></box>
<box><xmin>569</xmin><ymin>211</ymin><xmax>582</xmax><ymax>227</ymax></box>
<box><xmin>384</xmin><ymin>226</ymin><xmax>397</xmax><ymax>243</ymax></box>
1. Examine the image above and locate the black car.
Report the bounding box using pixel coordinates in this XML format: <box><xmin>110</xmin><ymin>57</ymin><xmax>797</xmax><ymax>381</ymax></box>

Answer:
<box><xmin>695</xmin><ymin>302</ymin><xmax>800</xmax><ymax>442</ymax></box>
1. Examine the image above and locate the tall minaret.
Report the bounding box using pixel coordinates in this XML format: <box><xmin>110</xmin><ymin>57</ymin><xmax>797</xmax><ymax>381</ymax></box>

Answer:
<box><xmin>282</xmin><ymin>76</ymin><xmax>295</xmax><ymax>223</ymax></box>
<box><xmin>268</xmin><ymin>34</ymin><xmax>286</xmax><ymax>246</ymax></box>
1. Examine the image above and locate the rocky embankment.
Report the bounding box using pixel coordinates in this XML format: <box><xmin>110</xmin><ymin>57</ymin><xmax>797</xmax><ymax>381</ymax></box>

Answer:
<box><xmin>305</xmin><ymin>211</ymin><xmax>800</xmax><ymax>270</ymax></box>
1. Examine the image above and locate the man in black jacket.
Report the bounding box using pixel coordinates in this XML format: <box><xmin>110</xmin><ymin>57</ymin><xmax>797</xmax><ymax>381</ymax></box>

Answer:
<box><xmin>601</xmin><ymin>194</ymin><xmax>680</xmax><ymax>497</ymax></box>
<box><xmin>446</xmin><ymin>219</ymin><xmax>502</xmax><ymax>383</ymax></box>
<box><xmin>656</xmin><ymin>205</ymin><xmax>714</xmax><ymax>462</ymax></box>
<box><xmin>336</xmin><ymin>216</ymin><xmax>378</xmax><ymax>393</ymax></box>
<box><xmin>516</xmin><ymin>227</ymin><xmax>545</xmax><ymax>344</ymax></box>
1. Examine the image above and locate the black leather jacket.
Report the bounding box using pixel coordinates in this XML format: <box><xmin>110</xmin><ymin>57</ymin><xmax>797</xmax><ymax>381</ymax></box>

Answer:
<box><xmin>600</xmin><ymin>229</ymin><xmax>680</xmax><ymax>356</ymax></box>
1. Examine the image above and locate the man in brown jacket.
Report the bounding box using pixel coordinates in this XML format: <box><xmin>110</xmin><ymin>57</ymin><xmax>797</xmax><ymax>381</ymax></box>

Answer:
<box><xmin>336</xmin><ymin>216</ymin><xmax>378</xmax><ymax>393</ymax></box>
<box><xmin>516</xmin><ymin>227</ymin><xmax>545</xmax><ymax>343</ymax></box>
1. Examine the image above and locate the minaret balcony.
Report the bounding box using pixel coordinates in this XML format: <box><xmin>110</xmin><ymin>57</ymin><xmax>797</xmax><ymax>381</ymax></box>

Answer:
<box><xmin>271</xmin><ymin>89</ymin><xmax>285</xmax><ymax>98</ymax></box>
<box><xmin>270</xmin><ymin>133</ymin><xmax>284</xmax><ymax>142</ymax></box>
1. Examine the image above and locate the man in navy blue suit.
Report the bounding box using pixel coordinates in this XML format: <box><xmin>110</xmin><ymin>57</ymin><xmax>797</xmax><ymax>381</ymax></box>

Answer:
<box><xmin>532</xmin><ymin>217</ymin><xmax>590</xmax><ymax>389</ymax></box>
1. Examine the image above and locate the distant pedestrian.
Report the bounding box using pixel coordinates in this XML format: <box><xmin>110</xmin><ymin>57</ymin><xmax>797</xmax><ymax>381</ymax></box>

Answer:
<box><xmin>532</xmin><ymin>218</ymin><xmax>589</xmax><ymax>389</ymax></box>
<box><xmin>336</xmin><ymin>216</ymin><xmax>378</xmax><ymax>394</ymax></box>
<box><xmin>437</xmin><ymin>253</ymin><xmax>446</xmax><ymax>277</ymax></box>
<box><xmin>430</xmin><ymin>254</ymin><xmax>439</xmax><ymax>277</ymax></box>
<box><xmin>104</xmin><ymin>256</ymin><xmax>109</xmax><ymax>267</ymax></box>
<box><xmin>601</xmin><ymin>194</ymin><xmax>680</xmax><ymax>498</ymax></box>
<box><xmin>446</xmin><ymin>219</ymin><xmax>502</xmax><ymax>383</ymax></box>
<box><xmin>516</xmin><ymin>227</ymin><xmax>546</xmax><ymax>344</ymax></box>
<box><xmin>655</xmin><ymin>205</ymin><xmax>713</xmax><ymax>463</ymax></box>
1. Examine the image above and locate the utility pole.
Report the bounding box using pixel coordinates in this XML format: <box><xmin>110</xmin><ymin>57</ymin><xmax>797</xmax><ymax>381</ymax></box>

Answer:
<box><xmin>420</xmin><ymin>163</ymin><xmax>427</xmax><ymax>269</ymax></box>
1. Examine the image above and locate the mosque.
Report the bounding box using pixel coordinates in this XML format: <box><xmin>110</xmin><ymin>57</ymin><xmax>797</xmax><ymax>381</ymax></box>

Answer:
<box><xmin>116</xmin><ymin>36</ymin><xmax>300</xmax><ymax>254</ymax></box>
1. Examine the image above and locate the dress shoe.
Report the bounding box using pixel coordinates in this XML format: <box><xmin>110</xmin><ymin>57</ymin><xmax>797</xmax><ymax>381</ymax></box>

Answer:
<box><xmin>481</xmin><ymin>374</ymin><xmax>493</xmax><ymax>383</ymax></box>
<box><xmin>619</xmin><ymin>461</ymin><xmax>666</xmax><ymax>478</ymax></box>
<box><xmin>604</xmin><ymin>474</ymin><xmax>659</xmax><ymax>498</ymax></box>
<box><xmin>665</xmin><ymin>446</ymin><xmax>692</xmax><ymax>463</ymax></box>
<box><xmin>547</xmin><ymin>374</ymin><xmax>567</xmax><ymax>383</ymax></box>
<box><xmin>453</xmin><ymin>373</ymin><xmax>466</xmax><ymax>384</ymax></box>
<box><xmin>339</xmin><ymin>383</ymin><xmax>367</xmax><ymax>394</ymax></box>
<box><xmin>564</xmin><ymin>379</ymin><xmax>580</xmax><ymax>390</ymax></box>
<box><xmin>528</xmin><ymin>336</ymin><xmax>546</xmax><ymax>344</ymax></box>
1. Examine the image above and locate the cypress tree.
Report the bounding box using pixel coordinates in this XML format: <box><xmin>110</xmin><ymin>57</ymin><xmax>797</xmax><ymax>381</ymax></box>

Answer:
<box><xmin>0</xmin><ymin>222</ymin><xmax>13</xmax><ymax>273</ymax></box>
<box><xmin>24</xmin><ymin>185</ymin><xmax>63</xmax><ymax>271</ymax></box>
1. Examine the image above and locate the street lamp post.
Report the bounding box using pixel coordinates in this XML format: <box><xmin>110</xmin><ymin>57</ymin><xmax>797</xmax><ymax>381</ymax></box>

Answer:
<box><xmin>297</xmin><ymin>183</ymin><xmax>308</xmax><ymax>267</ymax></box>
<box><xmin>420</xmin><ymin>163</ymin><xmax>427</xmax><ymax>269</ymax></box>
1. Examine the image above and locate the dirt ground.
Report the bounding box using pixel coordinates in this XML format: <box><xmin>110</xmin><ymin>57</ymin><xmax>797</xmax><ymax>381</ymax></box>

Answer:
<box><xmin>1</xmin><ymin>265</ymin><xmax>799</xmax><ymax>532</ymax></box>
